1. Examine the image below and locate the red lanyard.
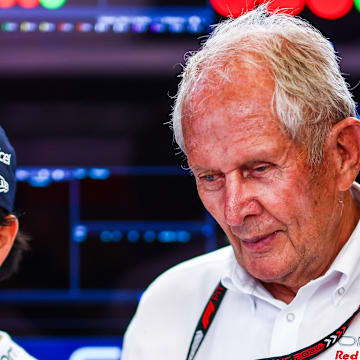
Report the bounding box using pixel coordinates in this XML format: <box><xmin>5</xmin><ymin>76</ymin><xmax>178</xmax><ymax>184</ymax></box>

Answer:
<box><xmin>186</xmin><ymin>281</ymin><xmax>360</xmax><ymax>360</ymax></box>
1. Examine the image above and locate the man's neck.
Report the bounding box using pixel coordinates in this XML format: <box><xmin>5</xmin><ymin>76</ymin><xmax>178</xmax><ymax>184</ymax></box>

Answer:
<box><xmin>262</xmin><ymin>282</ymin><xmax>298</xmax><ymax>304</ymax></box>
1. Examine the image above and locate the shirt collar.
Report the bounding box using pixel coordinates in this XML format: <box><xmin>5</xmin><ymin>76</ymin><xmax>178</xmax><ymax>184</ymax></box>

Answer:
<box><xmin>221</xmin><ymin>182</ymin><xmax>360</xmax><ymax>307</ymax></box>
<box><xmin>221</xmin><ymin>250</ymin><xmax>259</xmax><ymax>312</ymax></box>
<box><xmin>221</xmin><ymin>249</ymin><xmax>254</xmax><ymax>295</ymax></box>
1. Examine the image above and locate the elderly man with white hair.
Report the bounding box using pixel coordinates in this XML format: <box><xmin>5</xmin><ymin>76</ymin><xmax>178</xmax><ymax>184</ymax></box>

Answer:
<box><xmin>122</xmin><ymin>5</ymin><xmax>360</xmax><ymax>360</ymax></box>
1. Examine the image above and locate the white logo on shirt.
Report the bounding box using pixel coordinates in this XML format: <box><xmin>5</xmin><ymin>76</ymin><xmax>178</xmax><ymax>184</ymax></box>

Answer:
<box><xmin>1</xmin><ymin>346</ymin><xmax>14</xmax><ymax>360</ymax></box>
<box><xmin>0</xmin><ymin>148</ymin><xmax>11</xmax><ymax>166</ymax></box>
<box><xmin>0</xmin><ymin>175</ymin><xmax>9</xmax><ymax>193</ymax></box>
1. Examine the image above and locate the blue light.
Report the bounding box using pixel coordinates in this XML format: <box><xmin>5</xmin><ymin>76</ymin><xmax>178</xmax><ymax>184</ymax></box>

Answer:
<box><xmin>188</xmin><ymin>16</ymin><xmax>202</xmax><ymax>33</ymax></box>
<box><xmin>15</xmin><ymin>337</ymin><xmax>124</xmax><ymax>360</ymax></box>
<box><xmin>73</xmin><ymin>225</ymin><xmax>88</xmax><ymax>243</ymax></box>
<box><xmin>29</xmin><ymin>178</ymin><xmax>52</xmax><ymax>187</ymax></box>
<box><xmin>89</xmin><ymin>168</ymin><xmax>110</xmax><ymax>180</ymax></box>
<box><xmin>163</xmin><ymin>16</ymin><xmax>186</xmax><ymax>34</ymax></box>
<box><xmin>177</xmin><ymin>231</ymin><xmax>191</xmax><ymax>243</ymax></box>
<box><xmin>39</xmin><ymin>22</ymin><xmax>56</xmax><ymax>33</ymax></box>
<box><xmin>112</xmin><ymin>230</ymin><xmax>123</xmax><ymax>242</ymax></box>
<box><xmin>132</xmin><ymin>23</ymin><xmax>148</xmax><ymax>33</ymax></box>
<box><xmin>99</xmin><ymin>230</ymin><xmax>123</xmax><ymax>242</ymax></box>
<box><xmin>77</xmin><ymin>22</ymin><xmax>92</xmax><ymax>33</ymax></box>
<box><xmin>72</xmin><ymin>168</ymin><xmax>87</xmax><ymax>180</ymax></box>
<box><xmin>127</xmin><ymin>230</ymin><xmax>140</xmax><ymax>243</ymax></box>
<box><xmin>100</xmin><ymin>231</ymin><xmax>113</xmax><ymax>243</ymax></box>
<box><xmin>189</xmin><ymin>16</ymin><xmax>201</xmax><ymax>24</ymax></box>
<box><xmin>52</xmin><ymin>169</ymin><xmax>66</xmax><ymax>181</ymax></box>
<box><xmin>58</xmin><ymin>22</ymin><xmax>74</xmax><ymax>32</ymax></box>
<box><xmin>150</xmin><ymin>22</ymin><xmax>166</xmax><ymax>33</ymax></box>
<box><xmin>69</xmin><ymin>346</ymin><xmax>122</xmax><ymax>360</ymax></box>
<box><xmin>29</xmin><ymin>168</ymin><xmax>52</xmax><ymax>187</ymax></box>
<box><xmin>188</xmin><ymin>24</ymin><xmax>202</xmax><ymax>33</ymax></box>
<box><xmin>94</xmin><ymin>23</ymin><xmax>108</xmax><ymax>33</ymax></box>
<box><xmin>132</xmin><ymin>16</ymin><xmax>151</xmax><ymax>33</ymax></box>
<box><xmin>39</xmin><ymin>168</ymin><xmax>51</xmax><ymax>178</ymax></box>
<box><xmin>16</xmin><ymin>169</ymin><xmax>30</xmax><ymax>181</ymax></box>
<box><xmin>144</xmin><ymin>230</ymin><xmax>156</xmax><ymax>243</ymax></box>
<box><xmin>2</xmin><ymin>22</ymin><xmax>18</xmax><ymax>32</ymax></box>
<box><xmin>168</xmin><ymin>22</ymin><xmax>185</xmax><ymax>34</ymax></box>
<box><xmin>158</xmin><ymin>230</ymin><xmax>177</xmax><ymax>243</ymax></box>
<box><xmin>20</xmin><ymin>22</ymin><xmax>37</xmax><ymax>33</ymax></box>
<box><xmin>113</xmin><ymin>20</ymin><xmax>130</xmax><ymax>33</ymax></box>
<box><xmin>201</xmin><ymin>224</ymin><xmax>214</xmax><ymax>237</ymax></box>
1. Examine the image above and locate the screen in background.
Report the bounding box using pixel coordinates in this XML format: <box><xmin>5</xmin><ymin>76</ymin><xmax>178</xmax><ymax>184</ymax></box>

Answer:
<box><xmin>0</xmin><ymin>166</ymin><xmax>225</xmax><ymax>359</ymax></box>
<box><xmin>0</xmin><ymin>0</ymin><xmax>214</xmax><ymax>74</ymax></box>
<box><xmin>0</xmin><ymin>0</ymin><xmax>210</xmax><ymax>33</ymax></box>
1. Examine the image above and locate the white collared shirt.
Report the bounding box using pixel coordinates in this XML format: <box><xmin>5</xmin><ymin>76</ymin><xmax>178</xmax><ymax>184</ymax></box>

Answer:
<box><xmin>122</xmin><ymin>183</ymin><xmax>360</xmax><ymax>360</ymax></box>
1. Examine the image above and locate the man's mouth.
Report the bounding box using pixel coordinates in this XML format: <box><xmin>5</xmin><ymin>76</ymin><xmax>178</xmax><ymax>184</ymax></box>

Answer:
<box><xmin>240</xmin><ymin>231</ymin><xmax>278</xmax><ymax>251</ymax></box>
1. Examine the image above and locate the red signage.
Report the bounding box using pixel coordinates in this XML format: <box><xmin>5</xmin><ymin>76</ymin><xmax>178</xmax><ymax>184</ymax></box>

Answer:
<box><xmin>307</xmin><ymin>0</ymin><xmax>353</xmax><ymax>19</ymax></box>
<box><xmin>16</xmin><ymin>0</ymin><xmax>39</xmax><ymax>8</ymax></box>
<box><xmin>0</xmin><ymin>0</ymin><xmax>16</xmax><ymax>8</ymax></box>
<box><xmin>210</xmin><ymin>0</ymin><xmax>354</xmax><ymax>19</ymax></box>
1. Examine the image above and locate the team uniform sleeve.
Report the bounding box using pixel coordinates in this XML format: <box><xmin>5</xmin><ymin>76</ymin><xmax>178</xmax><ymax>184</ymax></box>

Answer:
<box><xmin>0</xmin><ymin>331</ymin><xmax>37</xmax><ymax>360</ymax></box>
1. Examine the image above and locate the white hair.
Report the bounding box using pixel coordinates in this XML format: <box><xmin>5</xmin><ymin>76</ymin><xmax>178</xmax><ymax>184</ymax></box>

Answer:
<box><xmin>170</xmin><ymin>5</ymin><xmax>357</xmax><ymax>165</ymax></box>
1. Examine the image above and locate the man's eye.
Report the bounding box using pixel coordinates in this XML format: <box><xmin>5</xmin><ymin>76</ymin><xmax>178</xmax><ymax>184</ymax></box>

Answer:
<box><xmin>204</xmin><ymin>174</ymin><xmax>216</xmax><ymax>182</ymax></box>
<box><xmin>198</xmin><ymin>173</ymin><xmax>224</xmax><ymax>191</ymax></box>
<box><xmin>254</xmin><ymin>165</ymin><xmax>269</xmax><ymax>172</ymax></box>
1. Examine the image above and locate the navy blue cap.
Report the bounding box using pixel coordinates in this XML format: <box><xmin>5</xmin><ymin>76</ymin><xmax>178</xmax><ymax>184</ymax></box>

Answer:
<box><xmin>0</xmin><ymin>126</ymin><xmax>16</xmax><ymax>213</ymax></box>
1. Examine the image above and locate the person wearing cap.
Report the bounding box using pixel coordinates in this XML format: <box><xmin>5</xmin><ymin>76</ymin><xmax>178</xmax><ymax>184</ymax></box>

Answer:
<box><xmin>122</xmin><ymin>5</ymin><xmax>360</xmax><ymax>360</ymax></box>
<box><xmin>0</xmin><ymin>126</ymin><xmax>35</xmax><ymax>359</ymax></box>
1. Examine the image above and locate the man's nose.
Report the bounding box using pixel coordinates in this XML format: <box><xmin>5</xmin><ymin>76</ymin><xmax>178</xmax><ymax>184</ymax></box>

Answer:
<box><xmin>224</xmin><ymin>170</ymin><xmax>262</xmax><ymax>226</ymax></box>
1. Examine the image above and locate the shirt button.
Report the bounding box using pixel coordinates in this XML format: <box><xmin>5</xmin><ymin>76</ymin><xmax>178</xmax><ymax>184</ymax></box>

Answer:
<box><xmin>287</xmin><ymin>313</ymin><xmax>295</xmax><ymax>322</ymax></box>
<box><xmin>338</xmin><ymin>287</ymin><xmax>345</xmax><ymax>296</ymax></box>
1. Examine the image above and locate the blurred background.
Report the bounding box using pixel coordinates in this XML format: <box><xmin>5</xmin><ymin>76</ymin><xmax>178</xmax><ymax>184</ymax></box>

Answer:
<box><xmin>0</xmin><ymin>0</ymin><xmax>358</xmax><ymax>359</ymax></box>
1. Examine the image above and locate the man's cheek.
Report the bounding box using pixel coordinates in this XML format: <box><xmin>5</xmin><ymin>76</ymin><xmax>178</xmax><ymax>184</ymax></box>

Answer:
<box><xmin>198</xmin><ymin>191</ymin><xmax>223</xmax><ymax>216</ymax></box>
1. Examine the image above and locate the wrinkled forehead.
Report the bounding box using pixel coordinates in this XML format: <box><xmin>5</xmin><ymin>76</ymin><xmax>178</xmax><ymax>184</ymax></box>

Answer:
<box><xmin>181</xmin><ymin>64</ymin><xmax>278</xmax><ymax>154</ymax></box>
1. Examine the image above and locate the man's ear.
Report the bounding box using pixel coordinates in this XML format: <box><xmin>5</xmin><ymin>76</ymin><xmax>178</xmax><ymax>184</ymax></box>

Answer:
<box><xmin>0</xmin><ymin>215</ymin><xmax>18</xmax><ymax>267</ymax></box>
<box><xmin>325</xmin><ymin>117</ymin><xmax>360</xmax><ymax>191</ymax></box>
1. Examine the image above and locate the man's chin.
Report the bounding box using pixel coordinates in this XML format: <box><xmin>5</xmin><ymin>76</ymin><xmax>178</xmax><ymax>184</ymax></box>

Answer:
<box><xmin>231</xmin><ymin>242</ymin><xmax>298</xmax><ymax>284</ymax></box>
<box><xmin>242</xmin><ymin>259</ymin><xmax>297</xmax><ymax>285</ymax></box>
